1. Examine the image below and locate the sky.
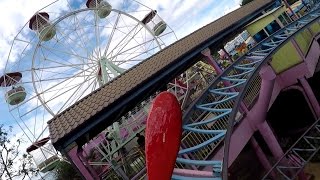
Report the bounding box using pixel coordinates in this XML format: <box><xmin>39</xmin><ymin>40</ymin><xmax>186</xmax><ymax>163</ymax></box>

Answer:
<box><xmin>0</xmin><ymin>0</ymin><xmax>242</xmax><ymax>175</ymax></box>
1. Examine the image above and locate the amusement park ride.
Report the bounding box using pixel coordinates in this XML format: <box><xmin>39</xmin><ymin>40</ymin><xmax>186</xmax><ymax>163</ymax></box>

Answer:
<box><xmin>1</xmin><ymin>0</ymin><xmax>320</xmax><ymax>179</ymax></box>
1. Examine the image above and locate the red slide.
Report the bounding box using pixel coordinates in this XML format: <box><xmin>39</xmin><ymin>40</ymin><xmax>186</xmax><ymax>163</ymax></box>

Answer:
<box><xmin>145</xmin><ymin>92</ymin><xmax>183</xmax><ymax>180</ymax></box>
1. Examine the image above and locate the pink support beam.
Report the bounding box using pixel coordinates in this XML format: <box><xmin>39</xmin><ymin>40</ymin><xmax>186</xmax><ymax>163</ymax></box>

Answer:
<box><xmin>249</xmin><ymin>65</ymin><xmax>285</xmax><ymax>160</ymax></box>
<box><xmin>248</xmin><ymin>65</ymin><xmax>276</xmax><ymax>125</ymax></box>
<box><xmin>173</xmin><ymin>168</ymin><xmax>213</xmax><ymax>178</ymax></box>
<box><xmin>299</xmin><ymin>77</ymin><xmax>320</xmax><ymax>118</ymax></box>
<box><xmin>67</xmin><ymin>146</ymin><xmax>96</xmax><ymax>180</ymax></box>
<box><xmin>201</xmin><ymin>48</ymin><xmax>223</xmax><ymax>74</ymax></box>
<box><xmin>258</xmin><ymin>121</ymin><xmax>284</xmax><ymax>160</ymax></box>
<box><xmin>250</xmin><ymin>137</ymin><xmax>276</xmax><ymax>178</ymax></box>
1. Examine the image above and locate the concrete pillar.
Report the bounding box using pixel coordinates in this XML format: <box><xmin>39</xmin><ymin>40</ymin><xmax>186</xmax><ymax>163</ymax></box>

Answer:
<box><xmin>250</xmin><ymin>137</ymin><xmax>276</xmax><ymax>178</ymax></box>
<box><xmin>299</xmin><ymin>77</ymin><xmax>320</xmax><ymax>118</ymax></box>
<box><xmin>67</xmin><ymin>146</ymin><xmax>97</xmax><ymax>180</ymax></box>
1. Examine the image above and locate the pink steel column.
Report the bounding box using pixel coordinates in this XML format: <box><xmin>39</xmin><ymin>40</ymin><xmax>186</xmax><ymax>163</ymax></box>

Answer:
<box><xmin>201</xmin><ymin>48</ymin><xmax>223</xmax><ymax>74</ymax></box>
<box><xmin>249</xmin><ymin>65</ymin><xmax>276</xmax><ymax>126</ymax></box>
<box><xmin>258</xmin><ymin>122</ymin><xmax>284</xmax><ymax>160</ymax></box>
<box><xmin>201</xmin><ymin>48</ymin><xmax>249</xmax><ymax>113</ymax></box>
<box><xmin>299</xmin><ymin>77</ymin><xmax>320</xmax><ymax>118</ymax></box>
<box><xmin>249</xmin><ymin>65</ymin><xmax>285</xmax><ymax>159</ymax></box>
<box><xmin>250</xmin><ymin>137</ymin><xmax>276</xmax><ymax>178</ymax></box>
<box><xmin>67</xmin><ymin>146</ymin><xmax>96</xmax><ymax>180</ymax></box>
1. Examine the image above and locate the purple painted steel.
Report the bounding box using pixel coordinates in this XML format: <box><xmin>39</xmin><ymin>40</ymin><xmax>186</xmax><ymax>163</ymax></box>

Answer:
<box><xmin>305</xmin><ymin>35</ymin><xmax>320</xmax><ymax>75</ymax></box>
<box><xmin>299</xmin><ymin>77</ymin><xmax>320</xmax><ymax>117</ymax></box>
<box><xmin>258</xmin><ymin>121</ymin><xmax>284</xmax><ymax>160</ymax></box>
<box><xmin>250</xmin><ymin>137</ymin><xmax>276</xmax><ymax>178</ymax></box>
<box><xmin>67</xmin><ymin>146</ymin><xmax>95</xmax><ymax>180</ymax></box>
<box><xmin>278</xmin><ymin>62</ymin><xmax>312</xmax><ymax>87</ymax></box>
<box><xmin>201</xmin><ymin>48</ymin><xmax>223</xmax><ymax>74</ymax></box>
<box><xmin>248</xmin><ymin>65</ymin><xmax>276</xmax><ymax>125</ymax></box>
<box><xmin>212</xmin><ymin>118</ymin><xmax>255</xmax><ymax>166</ymax></box>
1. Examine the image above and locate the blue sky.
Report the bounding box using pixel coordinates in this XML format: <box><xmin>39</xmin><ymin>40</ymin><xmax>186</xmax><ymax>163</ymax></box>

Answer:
<box><xmin>0</xmin><ymin>0</ymin><xmax>241</xmax><ymax>144</ymax></box>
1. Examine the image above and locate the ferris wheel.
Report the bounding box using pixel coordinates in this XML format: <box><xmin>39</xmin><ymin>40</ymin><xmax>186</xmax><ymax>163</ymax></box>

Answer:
<box><xmin>0</xmin><ymin>0</ymin><xmax>176</xmax><ymax>172</ymax></box>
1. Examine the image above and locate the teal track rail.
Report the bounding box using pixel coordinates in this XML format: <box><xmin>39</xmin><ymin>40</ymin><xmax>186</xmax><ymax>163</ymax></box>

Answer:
<box><xmin>173</xmin><ymin>5</ymin><xmax>320</xmax><ymax>180</ymax></box>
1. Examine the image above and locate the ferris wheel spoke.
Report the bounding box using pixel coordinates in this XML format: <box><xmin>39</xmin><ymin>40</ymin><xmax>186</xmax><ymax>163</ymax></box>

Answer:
<box><xmin>40</xmin><ymin>56</ymin><xmax>90</xmax><ymax>72</ymax></box>
<box><xmin>32</xmin><ymin>62</ymin><xmax>97</xmax><ymax>71</ymax></box>
<box><xmin>33</xmin><ymin>64</ymin><xmax>96</xmax><ymax>97</ymax></box>
<box><xmin>52</xmin><ymin>28</ymin><xmax>92</xmax><ymax>64</ymax></box>
<box><xmin>103</xmin><ymin>13</ymin><xmax>121</xmax><ymax>57</ymax></box>
<box><xmin>17</xmin><ymin>108</ymin><xmax>39</xmax><ymax>140</ymax></box>
<box><xmin>107</xmin><ymin>36</ymin><xmax>159</xmax><ymax>61</ymax></box>
<box><xmin>39</xmin><ymin>76</ymin><xmax>96</xmax><ymax>114</ymax></box>
<box><xmin>41</xmin><ymin>70</ymin><xmax>96</xmax><ymax>101</ymax></box>
<box><xmin>57</xmin><ymin>72</ymin><xmax>96</xmax><ymax>114</ymax></box>
<box><xmin>38</xmin><ymin>45</ymin><xmax>97</xmax><ymax>66</ymax></box>
<box><xmin>109</xmin><ymin>25</ymin><xmax>143</xmax><ymax>59</ymax></box>
<box><xmin>106</xmin><ymin>21</ymin><xmax>141</xmax><ymax>58</ymax></box>
<box><xmin>94</xmin><ymin>9</ymin><xmax>104</xmax><ymax>58</ymax></box>
<box><xmin>119</xmin><ymin>15</ymin><xmax>143</xmax><ymax>51</ymax></box>
<box><xmin>115</xmin><ymin>44</ymin><xmax>160</xmax><ymax>66</ymax></box>
<box><xmin>57</xmin><ymin>8</ymin><xmax>96</xmax><ymax>56</ymax></box>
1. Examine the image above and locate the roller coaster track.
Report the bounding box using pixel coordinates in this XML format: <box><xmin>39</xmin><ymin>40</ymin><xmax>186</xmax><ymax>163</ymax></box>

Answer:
<box><xmin>173</xmin><ymin>5</ymin><xmax>320</xmax><ymax>180</ymax></box>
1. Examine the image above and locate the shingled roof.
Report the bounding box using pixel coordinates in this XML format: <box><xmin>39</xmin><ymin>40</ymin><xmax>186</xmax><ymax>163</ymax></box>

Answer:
<box><xmin>48</xmin><ymin>0</ymin><xmax>274</xmax><ymax>150</ymax></box>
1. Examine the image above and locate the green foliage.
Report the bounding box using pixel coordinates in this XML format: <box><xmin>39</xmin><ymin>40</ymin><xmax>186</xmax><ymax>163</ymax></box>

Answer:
<box><xmin>0</xmin><ymin>125</ymin><xmax>37</xmax><ymax>180</ymax></box>
<box><xmin>54</xmin><ymin>160</ymin><xmax>81</xmax><ymax>180</ymax></box>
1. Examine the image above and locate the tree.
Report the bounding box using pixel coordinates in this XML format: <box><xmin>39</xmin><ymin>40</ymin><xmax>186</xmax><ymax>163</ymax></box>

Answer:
<box><xmin>54</xmin><ymin>160</ymin><xmax>81</xmax><ymax>180</ymax></box>
<box><xmin>241</xmin><ymin>0</ymin><xmax>254</xmax><ymax>6</ymax></box>
<box><xmin>0</xmin><ymin>125</ymin><xmax>37</xmax><ymax>180</ymax></box>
